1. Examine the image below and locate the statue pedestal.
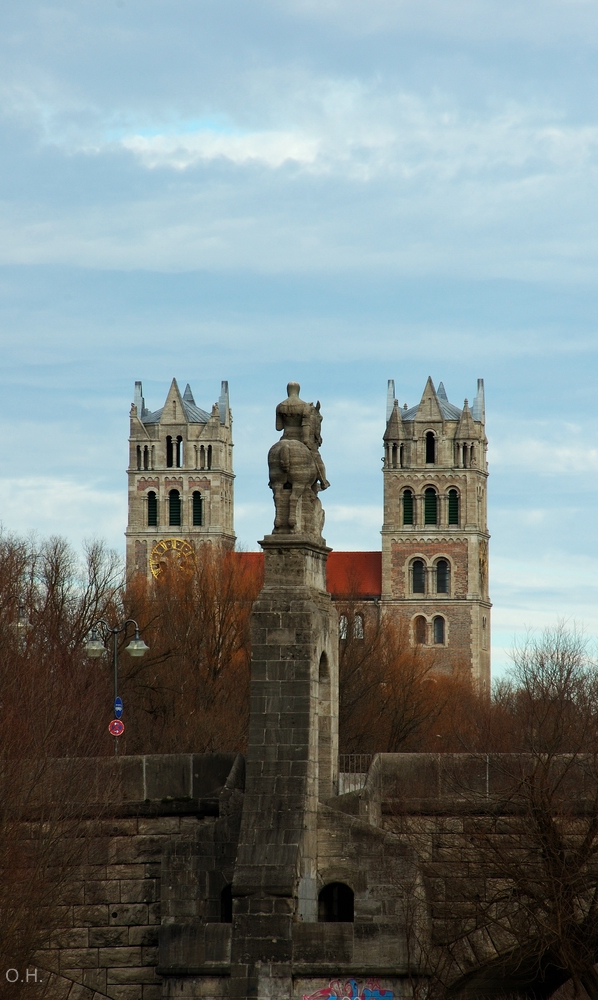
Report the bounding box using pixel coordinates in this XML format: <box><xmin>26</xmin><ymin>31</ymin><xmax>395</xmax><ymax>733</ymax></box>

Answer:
<box><xmin>231</xmin><ymin>531</ymin><xmax>339</xmax><ymax>1000</ymax></box>
<box><xmin>259</xmin><ymin>533</ymin><xmax>330</xmax><ymax>593</ymax></box>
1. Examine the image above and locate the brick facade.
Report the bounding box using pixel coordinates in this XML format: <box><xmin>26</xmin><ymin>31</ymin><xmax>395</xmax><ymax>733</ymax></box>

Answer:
<box><xmin>126</xmin><ymin>379</ymin><xmax>235</xmax><ymax>581</ymax></box>
<box><xmin>381</xmin><ymin>377</ymin><xmax>491</xmax><ymax>687</ymax></box>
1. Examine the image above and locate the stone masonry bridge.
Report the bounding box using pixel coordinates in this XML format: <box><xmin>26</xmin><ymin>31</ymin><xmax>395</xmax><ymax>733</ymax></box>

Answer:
<box><xmin>30</xmin><ymin>749</ymin><xmax>591</xmax><ymax>1000</ymax></box>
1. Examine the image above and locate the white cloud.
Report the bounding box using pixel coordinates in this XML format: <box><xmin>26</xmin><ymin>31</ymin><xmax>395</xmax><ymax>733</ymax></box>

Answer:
<box><xmin>490</xmin><ymin>424</ymin><xmax>598</xmax><ymax>474</ymax></box>
<box><xmin>120</xmin><ymin>129</ymin><xmax>320</xmax><ymax>171</ymax></box>
<box><xmin>0</xmin><ymin>477</ymin><xmax>126</xmax><ymax>554</ymax></box>
<box><xmin>114</xmin><ymin>91</ymin><xmax>598</xmax><ymax>185</ymax></box>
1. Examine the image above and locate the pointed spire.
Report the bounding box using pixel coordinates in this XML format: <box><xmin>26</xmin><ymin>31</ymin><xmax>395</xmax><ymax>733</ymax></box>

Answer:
<box><xmin>472</xmin><ymin>378</ymin><xmax>485</xmax><ymax>422</ymax></box>
<box><xmin>437</xmin><ymin>382</ymin><xmax>448</xmax><ymax>402</ymax></box>
<box><xmin>386</xmin><ymin>379</ymin><xmax>396</xmax><ymax>422</ymax></box>
<box><xmin>183</xmin><ymin>383</ymin><xmax>195</xmax><ymax>404</ymax></box>
<box><xmin>416</xmin><ymin>376</ymin><xmax>443</xmax><ymax>422</ymax></box>
<box><xmin>161</xmin><ymin>377</ymin><xmax>186</xmax><ymax>423</ymax></box>
<box><xmin>219</xmin><ymin>380</ymin><xmax>229</xmax><ymax>425</ymax></box>
<box><xmin>134</xmin><ymin>381</ymin><xmax>146</xmax><ymax>417</ymax></box>
<box><xmin>383</xmin><ymin>399</ymin><xmax>402</xmax><ymax>440</ymax></box>
<box><xmin>457</xmin><ymin>397</ymin><xmax>476</xmax><ymax>437</ymax></box>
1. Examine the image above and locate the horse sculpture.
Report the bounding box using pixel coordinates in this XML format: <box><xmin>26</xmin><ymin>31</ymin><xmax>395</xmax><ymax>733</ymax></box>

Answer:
<box><xmin>267</xmin><ymin>383</ymin><xmax>329</xmax><ymax>534</ymax></box>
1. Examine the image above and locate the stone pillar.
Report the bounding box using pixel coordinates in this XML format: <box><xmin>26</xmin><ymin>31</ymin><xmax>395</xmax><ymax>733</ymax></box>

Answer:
<box><xmin>230</xmin><ymin>530</ymin><xmax>338</xmax><ymax>1000</ymax></box>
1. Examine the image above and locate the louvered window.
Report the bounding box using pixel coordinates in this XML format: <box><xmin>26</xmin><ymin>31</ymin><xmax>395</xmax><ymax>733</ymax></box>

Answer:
<box><xmin>434</xmin><ymin>616</ymin><xmax>445</xmax><ymax>644</ymax></box>
<box><xmin>448</xmin><ymin>489</ymin><xmax>459</xmax><ymax>525</ymax></box>
<box><xmin>412</xmin><ymin>560</ymin><xmax>425</xmax><ymax>594</ymax></box>
<box><xmin>424</xmin><ymin>488</ymin><xmax>437</xmax><ymax>524</ymax></box>
<box><xmin>147</xmin><ymin>491</ymin><xmax>158</xmax><ymax>527</ymax></box>
<box><xmin>436</xmin><ymin>559</ymin><xmax>450</xmax><ymax>594</ymax></box>
<box><xmin>169</xmin><ymin>489</ymin><xmax>181</xmax><ymax>526</ymax></box>
<box><xmin>192</xmin><ymin>491</ymin><xmax>203</xmax><ymax>526</ymax></box>
<box><xmin>403</xmin><ymin>489</ymin><xmax>414</xmax><ymax>525</ymax></box>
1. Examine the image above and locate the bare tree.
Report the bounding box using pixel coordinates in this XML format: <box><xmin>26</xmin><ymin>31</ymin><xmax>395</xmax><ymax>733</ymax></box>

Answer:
<box><xmin>398</xmin><ymin>625</ymin><xmax>598</xmax><ymax>1000</ymax></box>
<box><xmin>122</xmin><ymin>544</ymin><xmax>263</xmax><ymax>754</ymax></box>
<box><xmin>337</xmin><ymin>606</ymin><xmax>455</xmax><ymax>754</ymax></box>
<box><xmin>0</xmin><ymin>534</ymin><xmax>121</xmax><ymax>996</ymax></box>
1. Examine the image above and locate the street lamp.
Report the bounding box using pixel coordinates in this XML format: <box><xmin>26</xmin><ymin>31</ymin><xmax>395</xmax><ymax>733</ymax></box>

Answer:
<box><xmin>84</xmin><ymin>618</ymin><xmax>149</xmax><ymax>753</ymax></box>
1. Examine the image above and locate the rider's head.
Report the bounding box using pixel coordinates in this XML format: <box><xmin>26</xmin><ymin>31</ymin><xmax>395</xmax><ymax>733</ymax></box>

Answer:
<box><xmin>287</xmin><ymin>382</ymin><xmax>300</xmax><ymax>398</ymax></box>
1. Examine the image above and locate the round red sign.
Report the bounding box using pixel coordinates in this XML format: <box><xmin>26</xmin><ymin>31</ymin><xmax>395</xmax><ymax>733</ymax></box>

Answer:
<box><xmin>109</xmin><ymin>719</ymin><xmax>125</xmax><ymax>736</ymax></box>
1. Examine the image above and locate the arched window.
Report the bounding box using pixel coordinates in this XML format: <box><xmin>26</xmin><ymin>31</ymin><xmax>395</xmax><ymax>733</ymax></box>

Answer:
<box><xmin>207</xmin><ymin>445</ymin><xmax>213</xmax><ymax>470</ymax></box>
<box><xmin>426</xmin><ymin>431</ymin><xmax>436</xmax><ymax>464</ymax></box>
<box><xmin>136</xmin><ymin>445</ymin><xmax>141</xmax><ymax>470</ymax></box>
<box><xmin>318</xmin><ymin>883</ymin><xmax>354</xmax><ymax>923</ymax></box>
<box><xmin>462</xmin><ymin>444</ymin><xmax>469</xmax><ymax>468</ymax></box>
<box><xmin>175</xmin><ymin>435</ymin><xmax>183</xmax><ymax>468</ymax></box>
<box><xmin>319</xmin><ymin>651</ymin><xmax>329</xmax><ymax>682</ymax></box>
<box><xmin>353</xmin><ymin>614</ymin><xmax>364</xmax><ymax>639</ymax></box>
<box><xmin>414</xmin><ymin>616</ymin><xmax>427</xmax><ymax>645</ymax></box>
<box><xmin>166</xmin><ymin>435</ymin><xmax>173</xmax><ymax>468</ymax></box>
<box><xmin>436</xmin><ymin>559</ymin><xmax>450</xmax><ymax>594</ymax></box>
<box><xmin>339</xmin><ymin>614</ymin><xmax>348</xmax><ymax>640</ymax></box>
<box><xmin>403</xmin><ymin>489</ymin><xmax>414</xmax><ymax>525</ymax></box>
<box><xmin>220</xmin><ymin>884</ymin><xmax>233</xmax><ymax>923</ymax></box>
<box><xmin>448</xmin><ymin>489</ymin><xmax>459</xmax><ymax>525</ymax></box>
<box><xmin>192</xmin><ymin>491</ymin><xmax>203</xmax><ymax>526</ymax></box>
<box><xmin>392</xmin><ymin>444</ymin><xmax>397</xmax><ymax>469</ymax></box>
<box><xmin>399</xmin><ymin>444</ymin><xmax>404</xmax><ymax>468</ymax></box>
<box><xmin>412</xmin><ymin>559</ymin><xmax>425</xmax><ymax>594</ymax></box>
<box><xmin>424</xmin><ymin>488</ymin><xmax>437</xmax><ymax>525</ymax></box>
<box><xmin>147</xmin><ymin>491</ymin><xmax>158</xmax><ymax>527</ymax></box>
<box><xmin>143</xmin><ymin>446</ymin><xmax>149</xmax><ymax>470</ymax></box>
<box><xmin>169</xmin><ymin>489</ymin><xmax>181</xmax><ymax>526</ymax></box>
<box><xmin>151</xmin><ymin>446</ymin><xmax>155</xmax><ymax>470</ymax></box>
<box><xmin>200</xmin><ymin>445</ymin><xmax>205</xmax><ymax>470</ymax></box>
<box><xmin>434</xmin><ymin>616</ymin><xmax>445</xmax><ymax>644</ymax></box>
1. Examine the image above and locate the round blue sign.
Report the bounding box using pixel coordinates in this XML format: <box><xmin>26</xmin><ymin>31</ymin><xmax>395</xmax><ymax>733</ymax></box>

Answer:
<box><xmin>114</xmin><ymin>697</ymin><xmax>123</xmax><ymax>719</ymax></box>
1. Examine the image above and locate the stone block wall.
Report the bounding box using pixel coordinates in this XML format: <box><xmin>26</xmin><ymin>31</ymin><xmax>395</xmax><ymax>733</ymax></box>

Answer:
<box><xmin>29</xmin><ymin>753</ymin><xmax>238</xmax><ymax>1000</ymax></box>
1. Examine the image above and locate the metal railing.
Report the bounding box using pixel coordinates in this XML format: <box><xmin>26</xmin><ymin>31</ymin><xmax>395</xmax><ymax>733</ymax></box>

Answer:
<box><xmin>338</xmin><ymin>754</ymin><xmax>373</xmax><ymax>794</ymax></box>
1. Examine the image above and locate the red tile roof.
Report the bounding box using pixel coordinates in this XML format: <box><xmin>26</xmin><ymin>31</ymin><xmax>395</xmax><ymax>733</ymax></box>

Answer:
<box><xmin>234</xmin><ymin>550</ymin><xmax>381</xmax><ymax>599</ymax></box>
<box><xmin>326</xmin><ymin>551</ymin><xmax>381</xmax><ymax>599</ymax></box>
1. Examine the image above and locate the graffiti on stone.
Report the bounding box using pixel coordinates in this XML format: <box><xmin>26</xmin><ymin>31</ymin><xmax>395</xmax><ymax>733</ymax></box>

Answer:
<box><xmin>302</xmin><ymin>979</ymin><xmax>394</xmax><ymax>1000</ymax></box>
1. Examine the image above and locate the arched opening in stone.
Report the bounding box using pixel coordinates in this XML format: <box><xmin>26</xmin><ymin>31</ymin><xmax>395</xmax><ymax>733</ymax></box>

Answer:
<box><xmin>169</xmin><ymin>489</ymin><xmax>181</xmax><ymax>526</ymax></box>
<box><xmin>147</xmin><ymin>491</ymin><xmax>158</xmax><ymax>527</ymax></box>
<box><xmin>426</xmin><ymin>431</ymin><xmax>436</xmax><ymax>464</ymax></box>
<box><xmin>414</xmin><ymin>615</ymin><xmax>427</xmax><ymax>645</ymax></box>
<box><xmin>220</xmin><ymin>884</ymin><xmax>233</xmax><ymax>923</ymax></box>
<box><xmin>318</xmin><ymin>882</ymin><xmax>354</xmax><ymax>922</ymax></box>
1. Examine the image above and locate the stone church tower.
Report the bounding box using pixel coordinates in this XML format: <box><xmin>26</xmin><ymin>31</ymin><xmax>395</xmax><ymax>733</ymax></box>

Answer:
<box><xmin>125</xmin><ymin>378</ymin><xmax>235</xmax><ymax>579</ymax></box>
<box><xmin>381</xmin><ymin>377</ymin><xmax>491</xmax><ymax>687</ymax></box>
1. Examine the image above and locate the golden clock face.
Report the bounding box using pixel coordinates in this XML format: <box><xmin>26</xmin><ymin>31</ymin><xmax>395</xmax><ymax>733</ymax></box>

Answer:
<box><xmin>150</xmin><ymin>538</ymin><xmax>195</xmax><ymax>580</ymax></box>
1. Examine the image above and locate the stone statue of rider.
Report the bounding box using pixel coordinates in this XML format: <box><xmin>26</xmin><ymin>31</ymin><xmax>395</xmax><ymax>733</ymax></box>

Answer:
<box><xmin>268</xmin><ymin>383</ymin><xmax>329</xmax><ymax>534</ymax></box>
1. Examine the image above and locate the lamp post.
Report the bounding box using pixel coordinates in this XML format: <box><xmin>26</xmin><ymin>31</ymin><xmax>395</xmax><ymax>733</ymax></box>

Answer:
<box><xmin>84</xmin><ymin>619</ymin><xmax>149</xmax><ymax>754</ymax></box>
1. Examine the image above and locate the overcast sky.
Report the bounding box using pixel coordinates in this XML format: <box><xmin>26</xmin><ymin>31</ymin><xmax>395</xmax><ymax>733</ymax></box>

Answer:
<box><xmin>1</xmin><ymin>0</ymin><xmax>597</xmax><ymax>676</ymax></box>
